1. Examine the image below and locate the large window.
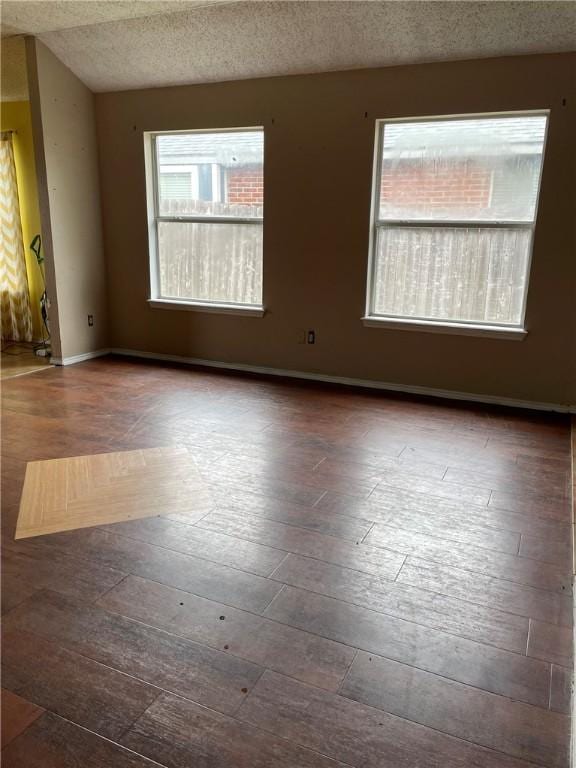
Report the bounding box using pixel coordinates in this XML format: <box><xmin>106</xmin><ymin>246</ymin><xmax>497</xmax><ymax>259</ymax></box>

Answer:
<box><xmin>366</xmin><ymin>113</ymin><xmax>548</xmax><ymax>334</ymax></box>
<box><xmin>146</xmin><ymin>128</ymin><xmax>264</xmax><ymax>312</ymax></box>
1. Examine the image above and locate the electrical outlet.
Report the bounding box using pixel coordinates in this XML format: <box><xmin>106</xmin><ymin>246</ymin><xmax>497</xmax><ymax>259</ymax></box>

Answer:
<box><xmin>87</xmin><ymin>314</ymin><xmax>94</xmax><ymax>327</ymax></box>
<box><xmin>307</xmin><ymin>330</ymin><xmax>315</xmax><ymax>344</ymax></box>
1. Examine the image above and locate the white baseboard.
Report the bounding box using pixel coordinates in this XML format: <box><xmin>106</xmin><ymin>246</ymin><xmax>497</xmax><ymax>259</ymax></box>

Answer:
<box><xmin>110</xmin><ymin>347</ymin><xmax>575</xmax><ymax>414</ymax></box>
<box><xmin>51</xmin><ymin>348</ymin><xmax>111</xmax><ymax>366</ymax></box>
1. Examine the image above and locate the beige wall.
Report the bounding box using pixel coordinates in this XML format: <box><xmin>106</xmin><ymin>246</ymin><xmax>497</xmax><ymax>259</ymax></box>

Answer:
<box><xmin>96</xmin><ymin>53</ymin><xmax>575</xmax><ymax>405</ymax></box>
<box><xmin>27</xmin><ymin>38</ymin><xmax>108</xmax><ymax>360</ymax></box>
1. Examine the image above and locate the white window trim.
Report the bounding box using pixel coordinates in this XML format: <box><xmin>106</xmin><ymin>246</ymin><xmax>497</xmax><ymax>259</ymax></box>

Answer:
<box><xmin>362</xmin><ymin>316</ymin><xmax>527</xmax><ymax>340</ymax></box>
<box><xmin>144</xmin><ymin>127</ymin><xmax>265</xmax><ymax>314</ymax></box>
<box><xmin>364</xmin><ymin>110</ymin><xmax>550</xmax><ymax>338</ymax></box>
<box><xmin>148</xmin><ymin>298</ymin><xmax>264</xmax><ymax>316</ymax></box>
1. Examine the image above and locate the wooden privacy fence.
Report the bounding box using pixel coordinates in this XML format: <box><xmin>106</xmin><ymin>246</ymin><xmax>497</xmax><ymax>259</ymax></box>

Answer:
<box><xmin>373</xmin><ymin>227</ymin><xmax>531</xmax><ymax>325</ymax></box>
<box><xmin>158</xmin><ymin>201</ymin><xmax>530</xmax><ymax>323</ymax></box>
<box><xmin>158</xmin><ymin>199</ymin><xmax>263</xmax><ymax>305</ymax></box>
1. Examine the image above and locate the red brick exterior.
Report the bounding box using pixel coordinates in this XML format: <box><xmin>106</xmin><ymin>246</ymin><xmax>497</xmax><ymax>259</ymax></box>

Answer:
<box><xmin>224</xmin><ymin>161</ymin><xmax>491</xmax><ymax>209</ymax></box>
<box><xmin>227</xmin><ymin>166</ymin><xmax>264</xmax><ymax>204</ymax></box>
<box><xmin>381</xmin><ymin>161</ymin><xmax>491</xmax><ymax>209</ymax></box>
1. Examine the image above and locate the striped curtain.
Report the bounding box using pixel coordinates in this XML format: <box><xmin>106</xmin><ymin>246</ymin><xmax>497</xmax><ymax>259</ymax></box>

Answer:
<box><xmin>0</xmin><ymin>131</ymin><xmax>32</xmax><ymax>342</ymax></box>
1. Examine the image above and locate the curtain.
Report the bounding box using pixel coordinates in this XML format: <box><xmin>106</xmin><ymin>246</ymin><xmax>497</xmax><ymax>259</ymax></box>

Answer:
<box><xmin>0</xmin><ymin>131</ymin><xmax>33</xmax><ymax>343</ymax></box>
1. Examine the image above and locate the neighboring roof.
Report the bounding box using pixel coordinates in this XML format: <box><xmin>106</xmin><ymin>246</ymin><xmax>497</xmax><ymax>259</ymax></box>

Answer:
<box><xmin>156</xmin><ymin>117</ymin><xmax>545</xmax><ymax>168</ymax></box>
<box><xmin>157</xmin><ymin>131</ymin><xmax>263</xmax><ymax>166</ymax></box>
<box><xmin>383</xmin><ymin>116</ymin><xmax>547</xmax><ymax>156</ymax></box>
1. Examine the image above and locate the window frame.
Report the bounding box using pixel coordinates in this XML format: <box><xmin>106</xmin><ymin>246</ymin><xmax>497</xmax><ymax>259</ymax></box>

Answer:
<box><xmin>144</xmin><ymin>126</ymin><xmax>265</xmax><ymax>316</ymax></box>
<box><xmin>364</xmin><ymin>110</ymin><xmax>550</xmax><ymax>339</ymax></box>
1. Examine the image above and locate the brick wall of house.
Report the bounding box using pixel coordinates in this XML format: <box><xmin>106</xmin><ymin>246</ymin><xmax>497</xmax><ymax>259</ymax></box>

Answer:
<box><xmin>227</xmin><ymin>165</ymin><xmax>264</xmax><ymax>204</ymax></box>
<box><xmin>380</xmin><ymin>161</ymin><xmax>492</xmax><ymax>209</ymax></box>
<box><xmin>224</xmin><ymin>161</ymin><xmax>491</xmax><ymax>208</ymax></box>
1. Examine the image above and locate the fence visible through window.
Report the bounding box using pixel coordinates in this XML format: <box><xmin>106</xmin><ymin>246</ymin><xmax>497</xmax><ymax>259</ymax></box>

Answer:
<box><xmin>148</xmin><ymin>128</ymin><xmax>264</xmax><ymax>308</ymax></box>
<box><xmin>368</xmin><ymin>113</ymin><xmax>548</xmax><ymax>328</ymax></box>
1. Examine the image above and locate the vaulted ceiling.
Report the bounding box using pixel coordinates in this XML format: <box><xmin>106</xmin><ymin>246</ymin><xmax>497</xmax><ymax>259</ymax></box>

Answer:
<box><xmin>2</xmin><ymin>1</ymin><xmax>575</xmax><ymax>95</ymax></box>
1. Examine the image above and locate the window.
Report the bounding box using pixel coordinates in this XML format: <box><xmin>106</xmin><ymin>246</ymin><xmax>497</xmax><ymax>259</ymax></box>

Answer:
<box><xmin>146</xmin><ymin>128</ymin><xmax>264</xmax><ymax>312</ymax></box>
<box><xmin>366</xmin><ymin>112</ymin><xmax>548</xmax><ymax>335</ymax></box>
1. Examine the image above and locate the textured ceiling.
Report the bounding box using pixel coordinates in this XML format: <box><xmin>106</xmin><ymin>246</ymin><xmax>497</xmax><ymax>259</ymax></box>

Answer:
<box><xmin>0</xmin><ymin>1</ymin><xmax>231</xmax><ymax>36</ymax></box>
<box><xmin>2</xmin><ymin>1</ymin><xmax>576</xmax><ymax>94</ymax></box>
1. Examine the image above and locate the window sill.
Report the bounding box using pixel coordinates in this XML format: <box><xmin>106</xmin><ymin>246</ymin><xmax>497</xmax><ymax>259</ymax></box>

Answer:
<box><xmin>362</xmin><ymin>316</ymin><xmax>527</xmax><ymax>340</ymax></box>
<box><xmin>148</xmin><ymin>299</ymin><xmax>265</xmax><ymax>317</ymax></box>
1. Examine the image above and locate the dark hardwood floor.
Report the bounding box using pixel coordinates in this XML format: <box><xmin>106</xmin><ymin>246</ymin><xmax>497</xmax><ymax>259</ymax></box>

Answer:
<box><xmin>1</xmin><ymin>356</ymin><xmax>573</xmax><ymax>767</ymax></box>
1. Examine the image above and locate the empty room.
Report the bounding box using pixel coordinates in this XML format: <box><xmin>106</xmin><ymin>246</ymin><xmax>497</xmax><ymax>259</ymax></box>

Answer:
<box><xmin>1</xmin><ymin>1</ymin><xmax>575</xmax><ymax>766</ymax></box>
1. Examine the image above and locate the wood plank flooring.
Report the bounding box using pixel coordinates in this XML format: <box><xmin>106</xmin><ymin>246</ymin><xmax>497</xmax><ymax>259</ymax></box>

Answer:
<box><xmin>1</xmin><ymin>356</ymin><xmax>573</xmax><ymax>767</ymax></box>
<box><xmin>0</xmin><ymin>345</ymin><xmax>52</xmax><ymax>381</ymax></box>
